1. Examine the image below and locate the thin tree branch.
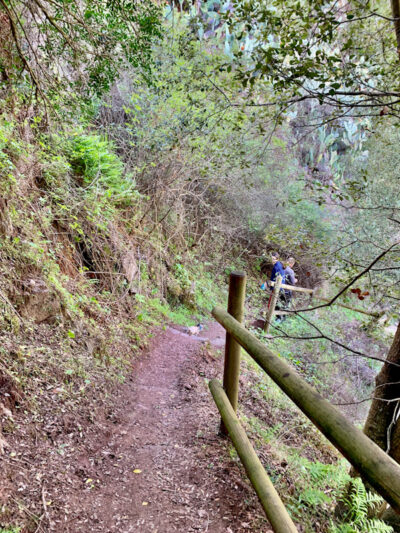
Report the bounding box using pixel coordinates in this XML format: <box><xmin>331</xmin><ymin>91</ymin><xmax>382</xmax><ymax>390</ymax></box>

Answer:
<box><xmin>289</xmin><ymin>242</ymin><xmax>400</xmax><ymax>314</ymax></box>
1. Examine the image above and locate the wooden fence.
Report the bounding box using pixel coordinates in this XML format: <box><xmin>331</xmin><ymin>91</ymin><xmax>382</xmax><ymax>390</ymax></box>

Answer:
<box><xmin>209</xmin><ymin>271</ymin><xmax>400</xmax><ymax>532</ymax></box>
<box><xmin>268</xmin><ymin>277</ymin><xmax>380</xmax><ymax>319</ymax></box>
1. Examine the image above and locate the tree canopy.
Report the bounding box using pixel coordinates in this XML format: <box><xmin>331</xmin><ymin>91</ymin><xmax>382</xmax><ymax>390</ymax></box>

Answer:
<box><xmin>221</xmin><ymin>0</ymin><xmax>400</xmax><ymax>118</ymax></box>
<box><xmin>0</xmin><ymin>0</ymin><xmax>161</xmax><ymax>108</ymax></box>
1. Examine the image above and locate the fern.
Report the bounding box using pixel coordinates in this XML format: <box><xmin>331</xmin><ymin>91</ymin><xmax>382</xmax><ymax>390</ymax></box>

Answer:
<box><xmin>367</xmin><ymin>519</ymin><xmax>395</xmax><ymax>533</ymax></box>
<box><xmin>299</xmin><ymin>487</ymin><xmax>331</xmax><ymax>507</ymax></box>
<box><xmin>365</xmin><ymin>491</ymin><xmax>386</xmax><ymax>510</ymax></box>
<box><xmin>331</xmin><ymin>478</ymin><xmax>393</xmax><ymax>533</ymax></box>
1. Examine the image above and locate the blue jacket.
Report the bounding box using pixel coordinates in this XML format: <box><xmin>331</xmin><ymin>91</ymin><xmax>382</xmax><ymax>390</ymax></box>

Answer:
<box><xmin>270</xmin><ymin>261</ymin><xmax>285</xmax><ymax>287</ymax></box>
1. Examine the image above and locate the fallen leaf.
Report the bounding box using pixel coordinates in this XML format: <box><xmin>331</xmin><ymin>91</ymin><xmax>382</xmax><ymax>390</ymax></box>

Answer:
<box><xmin>142</xmin><ymin>501</ymin><xmax>149</xmax><ymax>506</ymax></box>
<box><xmin>133</xmin><ymin>469</ymin><xmax>142</xmax><ymax>474</ymax></box>
<box><xmin>351</xmin><ymin>288</ymin><xmax>362</xmax><ymax>294</ymax></box>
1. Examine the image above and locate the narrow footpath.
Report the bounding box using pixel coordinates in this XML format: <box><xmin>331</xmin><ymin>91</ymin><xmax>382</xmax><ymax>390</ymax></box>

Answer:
<box><xmin>61</xmin><ymin>323</ymin><xmax>272</xmax><ymax>532</ymax></box>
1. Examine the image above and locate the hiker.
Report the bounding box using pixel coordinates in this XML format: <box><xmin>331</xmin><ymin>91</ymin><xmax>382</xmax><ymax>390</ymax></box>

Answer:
<box><xmin>269</xmin><ymin>251</ymin><xmax>285</xmax><ymax>286</ymax></box>
<box><xmin>261</xmin><ymin>252</ymin><xmax>287</xmax><ymax>320</ymax></box>
<box><xmin>283</xmin><ymin>257</ymin><xmax>297</xmax><ymax>308</ymax></box>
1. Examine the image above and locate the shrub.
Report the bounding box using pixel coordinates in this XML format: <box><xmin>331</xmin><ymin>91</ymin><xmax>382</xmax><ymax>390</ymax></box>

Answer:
<box><xmin>67</xmin><ymin>134</ymin><xmax>124</xmax><ymax>191</ymax></box>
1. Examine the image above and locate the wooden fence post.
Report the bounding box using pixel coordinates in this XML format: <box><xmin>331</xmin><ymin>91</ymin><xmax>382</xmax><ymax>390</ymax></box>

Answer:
<box><xmin>263</xmin><ymin>274</ymin><xmax>282</xmax><ymax>333</ymax></box>
<box><xmin>220</xmin><ymin>270</ymin><xmax>246</xmax><ymax>434</ymax></box>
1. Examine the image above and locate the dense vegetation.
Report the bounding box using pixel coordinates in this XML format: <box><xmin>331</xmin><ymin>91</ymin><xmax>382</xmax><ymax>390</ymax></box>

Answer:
<box><xmin>0</xmin><ymin>1</ymin><xmax>400</xmax><ymax>532</ymax></box>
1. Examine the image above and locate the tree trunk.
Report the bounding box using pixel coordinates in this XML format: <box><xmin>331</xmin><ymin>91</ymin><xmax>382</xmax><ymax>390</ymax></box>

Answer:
<box><xmin>348</xmin><ymin>321</ymin><xmax>400</xmax><ymax>529</ymax></box>
<box><xmin>391</xmin><ymin>0</ymin><xmax>400</xmax><ymax>59</ymax></box>
<box><xmin>361</xmin><ymin>321</ymin><xmax>400</xmax><ymax>459</ymax></box>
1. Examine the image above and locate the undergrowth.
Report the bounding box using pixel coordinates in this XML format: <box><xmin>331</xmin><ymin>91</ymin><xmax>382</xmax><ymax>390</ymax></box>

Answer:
<box><xmin>233</xmin><ymin>286</ymin><xmax>391</xmax><ymax>532</ymax></box>
<box><xmin>332</xmin><ymin>478</ymin><xmax>393</xmax><ymax>533</ymax></box>
<box><xmin>237</xmin><ymin>346</ymin><xmax>392</xmax><ymax>532</ymax></box>
<box><xmin>246</xmin><ymin>281</ymin><xmax>382</xmax><ymax>424</ymax></box>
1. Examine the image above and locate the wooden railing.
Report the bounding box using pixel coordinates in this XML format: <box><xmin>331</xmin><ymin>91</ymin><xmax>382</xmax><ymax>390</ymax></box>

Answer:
<box><xmin>209</xmin><ymin>271</ymin><xmax>400</xmax><ymax>532</ymax></box>
<box><xmin>268</xmin><ymin>278</ymin><xmax>380</xmax><ymax>318</ymax></box>
<box><xmin>209</xmin><ymin>379</ymin><xmax>297</xmax><ymax>533</ymax></box>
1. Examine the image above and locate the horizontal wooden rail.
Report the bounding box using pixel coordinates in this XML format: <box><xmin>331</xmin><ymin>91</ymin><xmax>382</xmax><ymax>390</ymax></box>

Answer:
<box><xmin>268</xmin><ymin>282</ymin><xmax>380</xmax><ymax>318</ymax></box>
<box><xmin>274</xmin><ymin>305</ymin><xmax>379</xmax><ymax>318</ymax></box>
<box><xmin>268</xmin><ymin>280</ymin><xmax>313</xmax><ymax>294</ymax></box>
<box><xmin>212</xmin><ymin>305</ymin><xmax>400</xmax><ymax>512</ymax></box>
<box><xmin>209</xmin><ymin>379</ymin><xmax>298</xmax><ymax>533</ymax></box>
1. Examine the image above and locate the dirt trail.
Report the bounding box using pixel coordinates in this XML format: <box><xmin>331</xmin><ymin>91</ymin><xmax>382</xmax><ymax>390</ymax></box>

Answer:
<box><xmin>62</xmin><ymin>322</ymin><xmax>271</xmax><ymax>533</ymax></box>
